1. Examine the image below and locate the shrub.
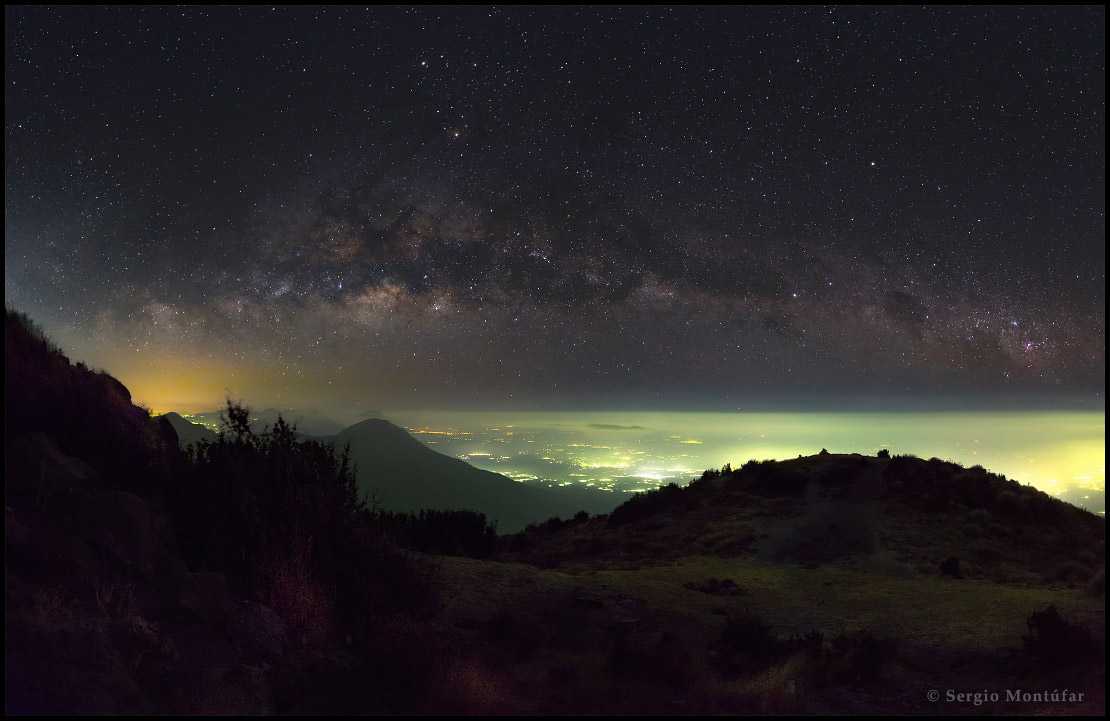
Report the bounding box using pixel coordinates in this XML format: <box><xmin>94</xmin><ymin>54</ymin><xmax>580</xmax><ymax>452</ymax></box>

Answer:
<box><xmin>572</xmin><ymin>536</ymin><xmax>606</xmax><ymax>558</ymax></box>
<box><xmin>957</xmin><ymin>473</ymin><xmax>998</xmax><ymax>509</ymax></box>
<box><xmin>170</xmin><ymin>400</ymin><xmax>432</xmax><ymax>642</ymax></box>
<box><xmin>609</xmin><ymin>629</ymin><xmax>694</xmax><ymax>689</ymax></box>
<box><xmin>607</xmin><ymin>483</ymin><xmax>690</xmax><ymax>527</ymax></box>
<box><xmin>261</xmin><ymin>532</ymin><xmax>333</xmax><ymax>646</ymax></box>
<box><xmin>967</xmin><ymin>508</ymin><xmax>992</xmax><ymax>526</ymax></box>
<box><xmin>736</xmin><ymin>459</ymin><xmax>810</xmax><ymax>497</ymax></box>
<box><xmin>370</xmin><ymin>508</ymin><xmax>498</xmax><ymax>558</ymax></box>
<box><xmin>815</xmin><ymin>457</ymin><xmax>869</xmax><ymax>488</ymax></box>
<box><xmin>1022</xmin><ymin>606</ymin><xmax>1097</xmax><ymax>666</ymax></box>
<box><xmin>827</xmin><ymin>631</ymin><xmax>897</xmax><ymax>686</ymax></box>
<box><xmin>712</xmin><ymin>614</ymin><xmax>788</xmax><ymax>676</ymax></box>
<box><xmin>994</xmin><ymin>490</ymin><xmax>1025</xmax><ymax>517</ymax></box>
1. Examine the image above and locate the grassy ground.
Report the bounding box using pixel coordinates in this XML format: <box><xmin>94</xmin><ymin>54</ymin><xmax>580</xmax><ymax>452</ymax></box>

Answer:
<box><xmin>583</xmin><ymin>556</ymin><xmax>1104</xmax><ymax>648</ymax></box>
<box><xmin>438</xmin><ymin>554</ymin><xmax>1104</xmax><ymax>650</ymax></box>
<box><xmin>426</xmin><ymin>553</ymin><xmax>1105</xmax><ymax>713</ymax></box>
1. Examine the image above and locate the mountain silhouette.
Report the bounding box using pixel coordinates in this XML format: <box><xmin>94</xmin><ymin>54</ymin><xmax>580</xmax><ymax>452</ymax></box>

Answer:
<box><xmin>334</xmin><ymin>418</ymin><xmax>618</xmax><ymax>532</ymax></box>
<box><xmin>159</xmin><ymin>412</ymin><xmax>218</xmax><ymax>448</ymax></box>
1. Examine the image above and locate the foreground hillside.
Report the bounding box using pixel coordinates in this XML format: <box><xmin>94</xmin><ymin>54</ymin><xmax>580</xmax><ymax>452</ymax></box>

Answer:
<box><xmin>427</xmin><ymin>553</ymin><xmax>1103</xmax><ymax>714</ymax></box>
<box><xmin>5</xmin><ymin>309</ymin><xmax>1105</xmax><ymax>714</ymax></box>
<box><xmin>406</xmin><ymin>452</ymin><xmax>1104</xmax><ymax>713</ymax></box>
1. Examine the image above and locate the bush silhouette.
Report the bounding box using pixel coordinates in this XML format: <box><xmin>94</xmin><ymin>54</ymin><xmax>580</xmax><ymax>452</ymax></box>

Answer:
<box><xmin>171</xmin><ymin>400</ymin><xmax>431</xmax><ymax>641</ymax></box>
<box><xmin>827</xmin><ymin>631</ymin><xmax>897</xmax><ymax>687</ymax></box>
<box><xmin>369</xmin><ymin>508</ymin><xmax>498</xmax><ymax>558</ymax></box>
<box><xmin>607</xmin><ymin>483</ymin><xmax>690</xmax><ymax>526</ymax></box>
<box><xmin>1022</xmin><ymin>605</ymin><xmax>1097</xmax><ymax>666</ymax></box>
<box><xmin>712</xmin><ymin>613</ymin><xmax>787</xmax><ymax>676</ymax></box>
<box><xmin>736</xmin><ymin>459</ymin><xmax>809</xmax><ymax>497</ymax></box>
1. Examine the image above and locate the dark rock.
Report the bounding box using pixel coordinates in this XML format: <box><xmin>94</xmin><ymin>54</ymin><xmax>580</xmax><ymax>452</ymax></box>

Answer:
<box><xmin>100</xmin><ymin>372</ymin><xmax>133</xmax><ymax>403</ymax></box>
<box><xmin>156</xmin><ymin>416</ymin><xmax>180</xmax><ymax>450</ymax></box>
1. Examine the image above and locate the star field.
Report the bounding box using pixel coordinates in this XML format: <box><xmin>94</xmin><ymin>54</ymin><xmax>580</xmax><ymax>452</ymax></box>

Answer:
<box><xmin>4</xmin><ymin>6</ymin><xmax>1104</xmax><ymax>413</ymax></box>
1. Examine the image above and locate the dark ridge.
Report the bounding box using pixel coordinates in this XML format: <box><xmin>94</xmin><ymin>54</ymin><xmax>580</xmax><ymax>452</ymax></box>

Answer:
<box><xmin>502</xmin><ymin>452</ymin><xmax>1104</xmax><ymax>583</ymax></box>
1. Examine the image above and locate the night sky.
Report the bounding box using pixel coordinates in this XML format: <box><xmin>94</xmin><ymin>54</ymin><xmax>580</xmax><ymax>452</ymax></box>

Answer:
<box><xmin>4</xmin><ymin>6</ymin><xmax>1105</xmax><ymax>414</ymax></box>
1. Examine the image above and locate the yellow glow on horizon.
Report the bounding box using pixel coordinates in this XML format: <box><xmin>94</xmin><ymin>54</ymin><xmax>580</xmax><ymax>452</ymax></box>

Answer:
<box><xmin>87</xmin><ymin>350</ymin><xmax>334</xmax><ymax>417</ymax></box>
<box><xmin>106</xmin><ymin>355</ymin><xmax>244</xmax><ymax>415</ymax></box>
<box><xmin>54</xmin><ymin>347</ymin><xmax>1103</xmax><ymax>514</ymax></box>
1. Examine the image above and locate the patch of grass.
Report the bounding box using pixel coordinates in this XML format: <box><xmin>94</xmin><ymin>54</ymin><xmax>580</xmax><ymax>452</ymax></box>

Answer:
<box><xmin>434</xmin><ymin>553</ymin><xmax>1104</xmax><ymax>654</ymax></box>
<box><xmin>583</xmin><ymin>555</ymin><xmax>1105</xmax><ymax>650</ymax></box>
<box><xmin>426</xmin><ymin>553</ymin><xmax>1104</xmax><ymax>713</ymax></box>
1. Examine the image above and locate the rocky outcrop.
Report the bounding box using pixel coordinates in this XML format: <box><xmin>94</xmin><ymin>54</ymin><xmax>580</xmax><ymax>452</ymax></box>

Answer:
<box><xmin>3</xmin><ymin>312</ymin><xmax>277</xmax><ymax>713</ymax></box>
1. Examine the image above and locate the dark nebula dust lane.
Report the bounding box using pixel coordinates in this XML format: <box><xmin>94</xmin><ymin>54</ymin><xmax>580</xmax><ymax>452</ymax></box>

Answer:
<box><xmin>4</xmin><ymin>5</ymin><xmax>1104</xmax><ymax>412</ymax></box>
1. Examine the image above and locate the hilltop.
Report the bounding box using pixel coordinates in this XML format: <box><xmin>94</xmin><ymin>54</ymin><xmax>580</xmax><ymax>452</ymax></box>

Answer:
<box><xmin>501</xmin><ymin>452</ymin><xmax>1105</xmax><ymax>587</ymax></box>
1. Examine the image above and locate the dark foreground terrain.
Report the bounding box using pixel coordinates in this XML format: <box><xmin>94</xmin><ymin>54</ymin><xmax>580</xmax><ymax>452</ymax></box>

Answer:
<box><xmin>5</xmin><ymin>309</ymin><xmax>1105</xmax><ymax>714</ymax></box>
